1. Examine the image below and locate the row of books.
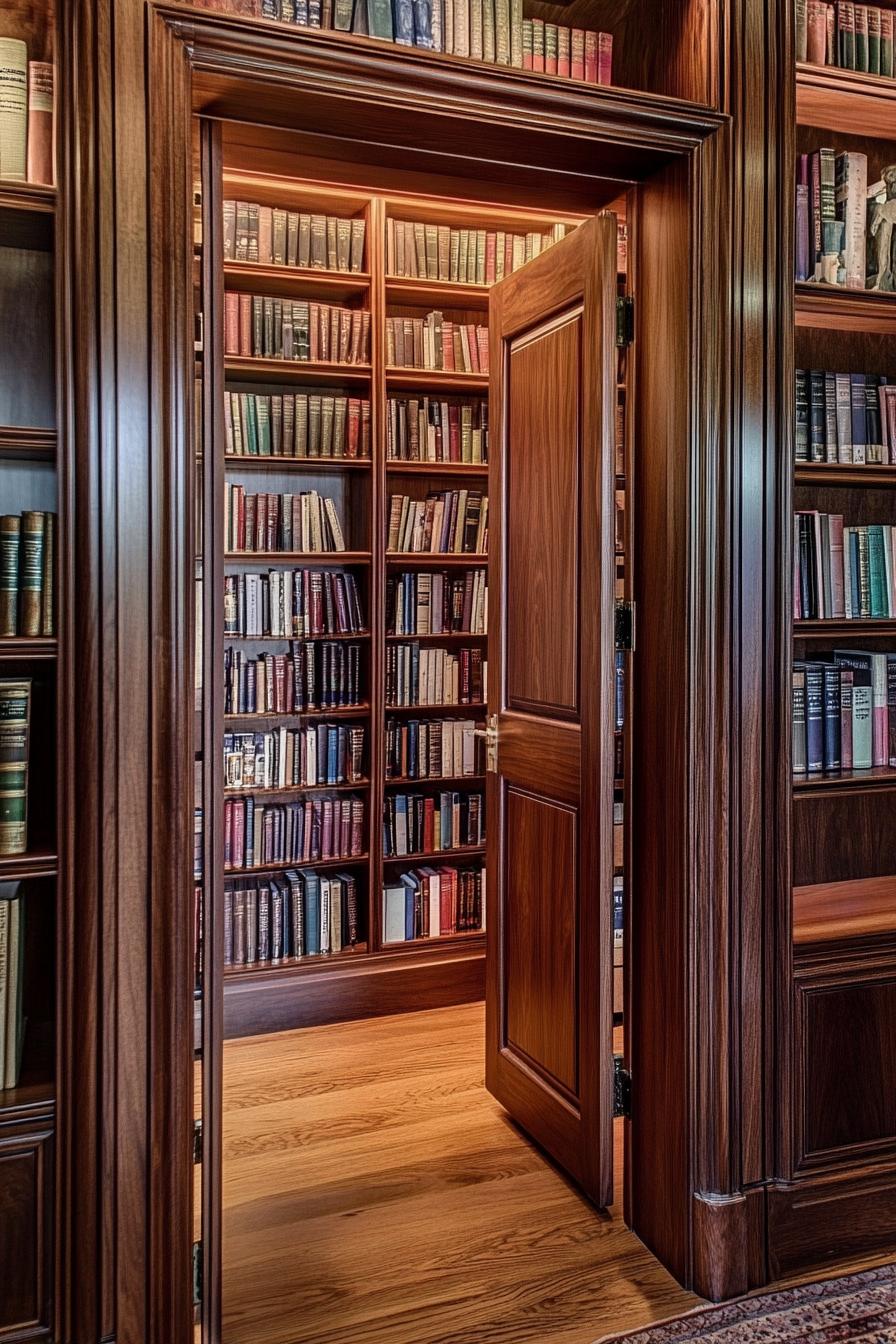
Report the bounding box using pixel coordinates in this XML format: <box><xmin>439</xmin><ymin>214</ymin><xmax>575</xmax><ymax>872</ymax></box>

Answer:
<box><xmin>385</xmin><ymin>717</ymin><xmax>482</xmax><ymax>780</ymax></box>
<box><xmin>223</xmin><ymin>643</ymin><xmax>365</xmax><ymax>714</ymax></box>
<box><xmin>224</xmin><ymin>392</ymin><xmax>371</xmax><ymax>460</ymax></box>
<box><xmin>0</xmin><ymin>40</ymin><xmax>52</xmax><ymax>185</ymax></box>
<box><xmin>0</xmin><ymin>883</ymin><xmax>24</xmax><ymax>1088</ymax></box>
<box><xmin>223</xmin><ymin>201</ymin><xmax>367</xmax><ymax>272</ymax></box>
<box><xmin>386</xmin><ymin>396</ymin><xmax>488</xmax><ymax>464</ymax></box>
<box><xmin>383</xmin><ymin>864</ymin><xmax>484</xmax><ymax>942</ymax></box>
<box><xmin>797</xmin><ymin>2</ymin><xmax>896</xmax><ymax>76</ymax></box>
<box><xmin>793</xmin><ymin>652</ymin><xmax>895</xmax><ymax>773</ymax></box>
<box><xmin>796</xmin><ymin>369</ymin><xmax>896</xmax><ymax>464</ymax></box>
<box><xmin>223</xmin><ymin>724</ymin><xmax>366</xmax><ymax>791</ymax></box>
<box><xmin>224</xmin><ymin>292</ymin><xmax>372</xmax><ymax>364</ymax></box>
<box><xmin>223</xmin><ymin>794</ymin><xmax>366</xmax><ymax>870</ymax></box>
<box><xmin>386</xmin><ymin>569</ymin><xmax>487</xmax><ymax>635</ymax></box>
<box><xmin>387</xmin><ymin>491</ymin><xmax>488</xmax><ymax>554</ymax></box>
<box><xmin>0</xmin><ymin>512</ymin><xmax>55</xmax><ymax>638</ymax></box>
<box><xmin>386</xmin><ymin>643</ymin><xmax>485</xmax><ymax>705</ymax></box>
<box><xmin>386</xmin><ymin>218</ymin><xmax>570</xmax><ymax>285</ymax></box>
<box><xmin>383</xmin><ymin>790</ymin><xmax>484</xmax><ymax>856</ymax></box>
<box><xmin>198</xmin><ymin>1</ymin><xmax>613</xmax><ymax>89</ymax></box>
<box><xmin>224</xmin><ymin>487</ymin><xmax>348</xmax><ymax>554</ymax></box>
<box><xmin>223</xmin><ymin>569</ymin><xmax>366</xmax><ymax>638</ymax></box>
<box><xmin>386</xmin><ymin>313</ymin><xmax>488</xmax><ymax>374</ymax></box>
<box><xmin>0</xmin><ymin>680</ymin><xmax>30</xmax><ymax>857</ymax></box>
<box><xmin>795</xmin><ymin>148</ymin><xmax>894</xmax><ymax>292</ymax></box>
<box><xmin>224</xmin><ymin>869</ymin><xmax>362</xmax><ymax>966</ymax></box>
<box><xmin>794</xmin><ymin>512</ymin><xmax>896</xmax><ymax>619</ymax></box>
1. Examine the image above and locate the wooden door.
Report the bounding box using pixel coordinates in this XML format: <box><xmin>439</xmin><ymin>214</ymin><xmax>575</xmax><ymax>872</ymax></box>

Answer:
<box><xmin>486</xmin><ymin>213</ymin><xmax>618</xmax><ymax>1206</ymax></box>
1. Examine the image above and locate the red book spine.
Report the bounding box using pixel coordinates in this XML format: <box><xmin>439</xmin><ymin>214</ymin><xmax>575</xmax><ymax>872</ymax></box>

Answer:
<box><xmin>239</xmin><ymin>293</ymin><xmax>252</xmax><ymax>356</ymax></box>
<box><xmin>225</xmin><ymin>292</ymin><xmax>239</xmax><ymax>354</ymax></box>
<box><xmin>571</xmin><ymin>28</ymin><xmax>585</xmax><ymax>80</ymax></box>
<box><xmin>597</xmin><ymin>31</ymin><xmax>613</xmax><ymax>84</ymax></box>
<box><xmin>26</xmin><ymin>62</ymin><xmax>54</xmax><ymax>186</ymax></box>
<box><xmin>584</xmin><ymin>30</ymin><xmax>598</xmax><ymax>83</ymax></box>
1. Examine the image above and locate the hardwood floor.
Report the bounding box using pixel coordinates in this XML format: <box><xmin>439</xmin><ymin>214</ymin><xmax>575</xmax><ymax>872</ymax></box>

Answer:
<box><xmin>216</xmin><ymin>1002</ymin><xmax>698</xmax><ymax>1344</ymax></box>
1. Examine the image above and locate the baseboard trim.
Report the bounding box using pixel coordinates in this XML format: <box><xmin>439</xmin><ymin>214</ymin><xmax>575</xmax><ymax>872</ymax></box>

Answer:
<box><xmin>768</xmin><ymin>1165</ymin><xmax>896</xmax><ymax>1279</ymax></box>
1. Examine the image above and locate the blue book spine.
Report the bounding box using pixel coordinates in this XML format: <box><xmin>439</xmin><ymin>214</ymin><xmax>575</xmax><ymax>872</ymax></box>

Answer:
<box><xmin>393</xmin><ymin>0</ymin><xmax>415</xmax><ymax>43</ymax></box>
<box><xmin>821</xmin><ymin>663</ymin><xmax>841</xmax><ymax>771</ymax></box>
<box><xmin>804</xmin><ymin>663</ymin><xmax>824</xmax><ymax>773</ymax></box>
<box><xmin>850</xmin><ymin>374</ymin><xmax>867</xmax><ymax>462</ymax></box>
<box><xmin>328</xmin><ymin>727</ymin><xmax>338</xmax><ymax>785</ymax></box>
<box><xmin>413</xmin><ymin>0</ymin><xmax>434</xmax><ymax>46</ymax></box>
<box><xmin>302</xmin><ymin>873</ymin><xmax>321</xmax><ymax>955</ymax></box>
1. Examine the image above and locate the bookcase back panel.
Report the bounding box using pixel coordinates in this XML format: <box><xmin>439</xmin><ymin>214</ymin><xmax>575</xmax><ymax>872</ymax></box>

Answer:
<box><xmin>793</xmin><ymin>790</ymin><xmax>896</xmax><ymax>886</ymax></box>
<box><xmin>0</xmin><ymin>246</ymin><xmax>53</xmax><ymax>428</ymax></box>
<box><xmin>795</xmin><ymin>327</ymin><xmax>896</xmax><ymax>381</ymax></box>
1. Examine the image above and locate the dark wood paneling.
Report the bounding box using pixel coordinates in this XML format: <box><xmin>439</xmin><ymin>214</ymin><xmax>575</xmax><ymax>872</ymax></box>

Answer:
<box><xmin>0</xmin><ymin>247</ymin><xmax>54</xmax><ymax>428</ymax></box>
<box><xmin>793</xmin><ymin>791</ymin><xmax>896</xmax><ymax>885</ymax></box>
<box><xmin>768</xmin><ymin>1165</ymin><xmax>896</xmax><ymax>1279</ymax></box>
<box><xmin>223</xmin><ymin>947</ymin><xmax>485</xmax><ymax>1038</ymax></box>
<box><xmin>504</xmin><ymin>786</ymin><xmax>578</xmax><ymax>1096</ymax></box>
<box><xmin>0</xmin><ymin>1120</ymin><xmax>53</xmax><ymax>1341</ymax></box>
<box><xmin>506</xmin><ymin>311</ymin><xmax>581</xmax><ymax>718</ymax></box>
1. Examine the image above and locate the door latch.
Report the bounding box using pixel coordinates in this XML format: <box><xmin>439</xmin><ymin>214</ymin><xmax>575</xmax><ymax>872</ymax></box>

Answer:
<box><xmin>472</xmin><ymin>713</ymin><xmax>498</xmax><ymax>774</ymax></box>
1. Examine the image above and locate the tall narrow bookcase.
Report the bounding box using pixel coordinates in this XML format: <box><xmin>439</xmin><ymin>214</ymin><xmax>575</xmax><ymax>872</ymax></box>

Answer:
<box><xmin>0</xmin><ymin>4</ymin><xmax>61</xmax><ymax>1340</ymax></box>
<box><xmin>195</xmin><ymin>135</ymin><xmax>628</xmax><ymax>1036</ymax></box>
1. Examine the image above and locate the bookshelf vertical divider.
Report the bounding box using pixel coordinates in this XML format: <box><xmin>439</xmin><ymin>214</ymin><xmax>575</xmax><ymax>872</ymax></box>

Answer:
<box><xmin>369</xmin><ymin>193</ymin><xmax>388</xmax><ymax>956</ymax></box>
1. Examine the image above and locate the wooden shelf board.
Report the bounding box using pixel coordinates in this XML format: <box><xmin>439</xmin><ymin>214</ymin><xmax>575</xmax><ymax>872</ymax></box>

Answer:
<box><xmin>0</xmin><ymin>180</ymin><xmax>55</xmax><ymax>215</ymax></box>
<box><xmin>794</xmin><ymin>618</ymin><xmax>896</xmax><ymax>638</ymax></box>
<box><xmin>0</xmin><ymin>1021</ymin><xmax>54</xmax><ymax>1121</ymax></box>
<box><xmin>223</xmin><ymin>260</ymin><xmax>371</xmax><ymax>301</ymax></box>
<box><xmin>225</xmin><ymin>550</ymin><xmax>371</xmax><ymax>564</ymax></box>
<box><xmin>385</xmin><ymin>276</ymin><xmax>490</xmax><ymax>309</ymax></box>
<box><xmin>224</xmin><ymin>780</ymin><xmax>370</xmax><ymax>798</ymax></box>
<box><xmin>795</xmin><ymin>283</ymin><xmax>896</xmax><ymax>333</ymax></box>
<box><xmin>225</xmin><ymin>454</ymin><xmax>371</xmax><ymax>471</ymax></box>
<box><xmin>382</xmin><ymin>928</ymin><xmax>485</xmax><ymax>950</ymax></box>
<box><xmin>0</xmin><ymin>426</ymin><xmax>56</xmax><ymax>462</ymax></box>
<box><xmin>225</xmin><ymin>855</ymin><xmax>368</xmax><ymax>878</ymax></box>
<box><xmin>385</xmin><ymin>368</ymin><xmax>489</xmax><ymax>391</ymax></box>
<box><xmin>384</xmin><ymin>701</ymin><xmax>486</xmax><ymax>714</ymax></box>
<box><xmin>0</xmin><ymin>637</ymin><xmax>57</xmax><ymax>661</ymax></box>
<box><xmin>225</xmin><ymin>356</ymin><xmax>372</xmax><ymax>385</ymax></box>
<box><xmin>385</xmin><ymin>630</ymin><xmax>486</xmax><ymax>641</ymax></box>
<box><xmin>796</xmin><ymin>61</ymin><xmax>896</xmax><ymax>139</ymax></box>
<box><xmin>386</xmin><ymin>552</ymin><xmax>486</xmax><ymax>567</ymax></box>
<box><xmin>385</xmin><ymin>773</ymin><xmax>485</xmax><ymax>786</ymax></box>
<box><xmin>386</xmin><ymin>459</ymin><xmax>488</xmax><ymax>476</ymax></box>
<box><xmin>0</xmin><ymin>851</ymin><xmax>57</xmax><ymax>880</ymax></box>
<box><xmin>223</xmin><ymin>942</ymin><xmax>371</xmax><ymax>982</ymax></box>
<box><xmin>794</xmin><ymin>876</ymin><xmax>896</xmax><ymax>945</ymax></box>
<box><xmin>795</xmin><ymin>463</ymin><xmax>896</xmax><ymax>487</ymax></box>
<box><xmin>794</xmin><ymin>766</ymin><xmax>896</xmax><ymax>794</ymax></box>
<box><xmin>225</xmin><ymin>704</ymin><xmax>370</xmax><ymax>721</ymax></box>
<box><xmin>383</xmin><ymin>845</ymin><xmax>485</xmax><ymax>863</ymax></box>
<box><xmin>226</xmin><ymin>631</ymin><xmax>370</xmax><ymax>641</ymax></box>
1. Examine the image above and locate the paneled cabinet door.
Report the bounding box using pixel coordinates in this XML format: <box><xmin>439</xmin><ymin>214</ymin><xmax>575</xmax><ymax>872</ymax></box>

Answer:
<box><xmin>0</xmin><ymin>1117</ymin><xmax>53</xmax><ymax>1341</ymax></box>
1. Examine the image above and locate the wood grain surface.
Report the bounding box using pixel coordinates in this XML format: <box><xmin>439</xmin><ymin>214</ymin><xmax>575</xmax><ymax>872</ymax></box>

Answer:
<box><xmin>211</xmin><ymin>1003</ymin><xmax>697</xmax><ymax>1344</ymax></box>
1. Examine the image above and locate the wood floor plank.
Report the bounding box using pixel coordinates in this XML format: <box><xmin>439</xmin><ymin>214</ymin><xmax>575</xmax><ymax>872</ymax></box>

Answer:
<box><xmin>216</xmin><ymin>1003</ymin><xmax>698</xmax><ymax>1344</ymax></box>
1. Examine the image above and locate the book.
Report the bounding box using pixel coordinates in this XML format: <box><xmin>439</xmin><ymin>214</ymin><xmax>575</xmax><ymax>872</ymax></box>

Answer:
<box><xmin>797</xmin><ymin>0</ymin><xmax>896</xmax><ymax>76</ymax></box>
<box><xmin>386</xmin><ymin>395</ymin><xmax>488</xmax><ymax>463</ymax></box>
<box><xmin>223</xmin><ymin>722</ymin><xmax>367</xmax><ymax>790</ymax></box>
<box><xmin>382</xmin><ymin>862</ymin><xmax>484</xmax><ymax>940</ymax></box>
<box><xmin>387</xmin><ymin>491</ymin><xmax>488</xmax><ymax>554</ymax></box>
<box><xmin>384</xmin><ymin>788</ymin><xmax>484</xmax><ymax>856</ymax></box>
<box><xmin>386</xmin><ymin>642</ymin><xmax>486</xmax><ymax>705</ymax></box>
<box><xmin>223</xmin><ymin>868</ymin><xmax>361</xmax><ymax>964</ymax></box>
<box><xmin>795</xmin><ymin>369</ymin><xmax>896</xmax><ymax>466</ymax></box>
<box><xmin>386</xmin><ymin>216</ymin><xmax>574</xmax><ymax>283</ymax></box>
<box><xmin>26</xmin><ymin>61</ymin><xmax>53</xmax><ymax>186</ymax></box>
<box><xmin>224</xmin><ymin>795</ymin><xmax>366</xmax><ymax>870</ymax></box>
<box><xmin>223</xmin><ymin>487</ymin><xmax>349</xmax><ymax>554</ymax></box>
<box><xmin>0</xmin><ymin>680</ymin><xmax>30</xmax><ymax>855</ymax></box>
<box><xmin>0</xmin><ymin>881</ymin><xmax>24</xmax><ymax>1088</ymax></box>
<box><xmin>384</xmin><ymin>718</ymin><xmax>483</xmax><ymax>780</ymax></box>
<box><xmin>224</xmin><ymin>569</ymin><xmax>367</xmax><ymax>638</ymax></box>
<box><xmin>386</xmin><ymin>569</ymin><xmax>488</xmax><ymax>635</ymax></box>
<box><xmin>224</xmin><ymin>293</ymin><xmax>370</xmax><ymax>364</ymax></box>
<box><xmin>0</xmin><ymin>39</ymin><xmax>28</xmax><ymax>181</ymax></box>
<box><xmin>223</xmin><ymin>201</ymin><xmax>366</xmax><ymax>271</ymax></box>
<box><xmin>0</xmin><ymin>515</ymin><xmax>20</xmax><ymax>637</ymax></box>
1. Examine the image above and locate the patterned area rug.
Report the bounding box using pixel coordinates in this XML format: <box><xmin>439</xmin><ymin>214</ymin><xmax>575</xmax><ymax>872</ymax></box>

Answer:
<box><xmin>596</xmin><ymin>1264</ymin><xmax>896</xmax><ymax>1343</ymax></box>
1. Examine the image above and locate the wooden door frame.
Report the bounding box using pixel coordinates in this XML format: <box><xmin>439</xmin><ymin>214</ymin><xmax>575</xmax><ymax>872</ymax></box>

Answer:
<box><xmin>57</xmin><ymin>1</ymin><xmax>788</xmax><ymax>1337</ymax></box>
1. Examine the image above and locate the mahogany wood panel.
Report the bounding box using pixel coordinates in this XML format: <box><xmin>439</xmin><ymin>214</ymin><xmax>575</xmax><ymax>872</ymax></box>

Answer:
<box><xmin>768</xmin><ymin>1164</ymin><xmax>896</xmax><ymax>1279</ymax></box>
<box><xmin>504</xmin><ymin>786</ymin><xmax>578</xmax><ymax>1096</ymax></box>
<box><xmin>505</xmin><ymin>309</ymin><xmax>580</xmax><ymax>717</ymax></box>
<box><xmin>793</xmin><ymin>791</ymin><xmax>896</xmax><ymax>885</ymax></box>
<box><xmin>0</xmin><ymin>1119</ymin><xmax>53</xmax><ymax>1341</ymax></box>
<box><xmin>487</xmin><ymin>214</ymin><xmax>616</xmax><ymax>1207</ymax></box>
<box><xmin>794</xmin><ymin>877</ymin><xmax>896</xmax><ymax>945</ymax></box>
<box><xmin>217</xmin><ymin>1004</ymin><xmax>698</xmax><ymax>1344</ymax></box>
<box><xmin>0</xmin><ymin>247</ymin><xmax>54</xmax><ymax>428</ymax></box>
<box><xmin>796</xmin><ymin>62</ymin><xmax>896</xmax><ymax>140</ymax></box>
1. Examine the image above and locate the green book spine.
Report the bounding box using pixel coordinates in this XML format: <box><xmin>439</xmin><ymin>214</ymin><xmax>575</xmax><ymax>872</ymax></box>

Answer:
<box><xmin>868</xmin><ymin>524</ymin><xmax>889</xmax><ymax>616</ymax></box>
<box><xmin>0</xmin><ymin>767</ymin><xmax>27</xmax><ymax>855</ymax></box>
<box><xmin>257</xmin><ymin>397</ymin><xmax>272</xmax><ymax>456</ymax></box>
<box><xmin>19</xmin><ymin>511</ymin><xmax>45</xmax><ymax>637</ymax></box>
<box><xmin>0</xmin><ymin>515</ymin><xmax>20</xmax><ymax>637</ymax></box>
<box><xmin>367</xmin><ymin>0</ymin><xmax>394</xmax><ymax>39</ymax></box>
<box><xmin>246</xmin><ymin>396</ymin><xmax>259</xmax><ymax>456</ymax></box>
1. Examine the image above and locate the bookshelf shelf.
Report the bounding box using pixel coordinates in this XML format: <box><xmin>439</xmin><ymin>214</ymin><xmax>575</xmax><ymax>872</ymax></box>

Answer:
<box><xmin>223</xmin><ymin>942</ymin><xmax>371</xmax><ymax>982</ymax></box>
<box><xmin>223</xmin><ymin>260</ymin><xmax>371</xmax><ymax>302</ymax></box>
<box><xmin>0</xmin><ymin>851</ymin><xmax>57</xmax><ymax>880</ymax></box>
<box><xmin>224</xmin><ymin>356</ymin><xmax>372</xmax><ymax>385</ymax></box>
<box><xmin>384</xmin><ymin>701</ymin><xmax>486</xmax><ymax>714</ymax></box>
<box><xmin>385</xmin><ymin>630</ymin><xmax>486</xmax><ymax>641</ymax></box>
<box><xmin>0</xmin><ymin>1023</ymin><xmax>55</xmax><ymax>1121</ymax></box>
<box><xmin>224</xmin><ymin>454</ymin><xmax>371</xmax><ymax>471</ymax></box>
<box><xmin>384</xmin><ymin>928</ymin><xmax>486</xmax><ymax>950</ymax></box>
<box><xmin>224</xmin><ymin>780</ymin><xmax>369</xmax><ymax>798</ymax></box>
<box><xmin>0</xmin><ymin>637</ymin><xmax>57</xmax><ymax>661</ymax></box>
<box><xmin>794</xmin><ymin>618</ymin><xmax>896</xmax><ymax>638</ymax></box>
<box><xmin>225</xmin><ymin>631</ymin><xmax>371</xmax><ymax>641</ymax></box>
<box><xmin>386</xmin><ymin>460</ymin><xmax>488</xmax><ymax>476</ymax></box>
<box><xmin>794</xmin><ymin>875</ymin><xmax>896</xmax><ymax>945</ymax></box>
<box><xmin>225</xmin><ymin>855</ymin><xmax>369</xmax><ymax>878</ymax></box>
<box><xmin>224</xmin><ymin>550</ymin><xmax>371</xmax><ymax>564</ymax></box>
<box><xmin>385</xmin><ymin>552</ymin><xmax>486</xmax><ymax>566</ymax></box>
<box><xmin>793</xmin><ymin>766</ymin><xmax>896</xmax><ymax>793</ymax></box>
<box><xmin>0</xmin><ymin>426</ymin><xmax>56</xmax><ymax>461</ymax></box>
<box><xmin>796</xmin><ymin>62</ymin><xmax>896</xmax><ymax>140</ymax></box>
<box><xmin>383</xmin><ymin>845</ymin><xmax>485</xmax><ymax>864</ymax></box>
<box><xmin>385</xmin><ymin>277</ymin><xmax>490</xmax><ymax>310</ymax></box>
<box><xmin>794</xmin><ymin>463</ymin><xmax>896</xmax><ymax>487</ymax></box>
<box><xmin>0</xmin><ymin>180</ymin><xmax>55</xmax><ymax>215</ymax></box>
<box><xmin>385</xmin><ymin>368</ymin><xmax>489</xmax><ymax>391</ymax></box>
<box><xmin>385</xmin><ymin>773</ymin><xmax>485</xmax><ymax>786</ymax></box>
<box><xmin>795</xmin><ymin>283</ymin><xmax>896</xmax><ymax>333</ymax></box>
<box><xmin>225</xmin><ymin>704</ymin><xmax>370</xmax><ymax>722</ymax></box>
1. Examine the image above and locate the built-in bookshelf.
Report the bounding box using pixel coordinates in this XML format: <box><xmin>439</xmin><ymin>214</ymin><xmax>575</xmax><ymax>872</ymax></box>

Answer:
<box><xmin>0</xmin><ymin>3</ymin><xmax>59</xmax><ymax>1341</ymax></box>
<box><xmin>195</xmin><ymin>155</ymin><xmax>629</xmax><ymax>1031</ymax></box>
<box><xmin>792</xmin><ymin>63</ymin><xmax>896</xmax><ymax>931</ymax></box>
